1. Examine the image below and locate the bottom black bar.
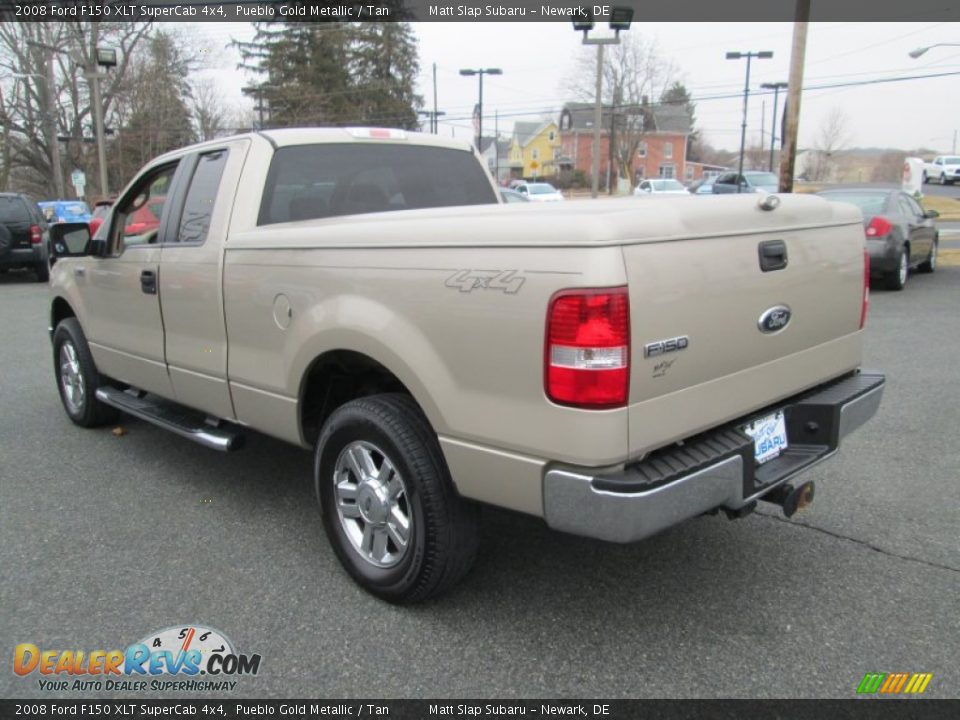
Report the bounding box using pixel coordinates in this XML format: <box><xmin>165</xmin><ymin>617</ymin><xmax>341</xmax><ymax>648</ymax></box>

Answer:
<box><xmin>1</xmin><ymin>699</ymin><xmax>956</xmax><ymax>720</ymax></box>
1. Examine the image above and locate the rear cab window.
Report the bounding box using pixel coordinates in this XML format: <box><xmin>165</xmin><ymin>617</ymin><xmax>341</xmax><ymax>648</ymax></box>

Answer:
<box><xmin>258</xmin><ymin>143</ymin><xmax>497</xmax><ymax>226</ymax></box>
<box><xmin>176</xmin><ymin>150</ymin><xmax>229</xmax><ymax>244</ymax></box>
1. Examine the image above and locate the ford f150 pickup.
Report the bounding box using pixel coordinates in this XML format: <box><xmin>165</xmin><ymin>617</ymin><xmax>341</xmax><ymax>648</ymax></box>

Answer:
<box><xmin>922</xmin><ymin>155</ymin><xmax>960</xmax><ymax>185</ymax></box>
<box><xmin>47</xmin><ymin>128</ymin><xmax>884</xmax><ymax>603</ymax></box>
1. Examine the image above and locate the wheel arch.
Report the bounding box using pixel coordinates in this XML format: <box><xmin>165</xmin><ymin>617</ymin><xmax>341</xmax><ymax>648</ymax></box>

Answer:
<box><xmin>297</xmin><ymin>348</ymin><xmax>438</xmax><ymax>448</ymax></box>
<box><xmin>50</xmin><ymin>296</ymin><xmax>77</xmax><ymax>336</ymax></box>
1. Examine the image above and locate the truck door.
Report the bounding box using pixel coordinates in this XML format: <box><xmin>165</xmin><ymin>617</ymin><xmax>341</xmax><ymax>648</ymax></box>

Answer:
<box><xmin>81</xmin><ymin>162</ymin><xmax>182</xmax><ymax>398</ymax></box>
<box><xmin>159</xmin><ymin>140</ymin><xmax>249</xmax><ymax>419</ymax></box>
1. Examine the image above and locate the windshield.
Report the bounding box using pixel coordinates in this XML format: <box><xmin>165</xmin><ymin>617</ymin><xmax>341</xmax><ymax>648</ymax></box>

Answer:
<box><xmin>745</xmin><ymin>173</ymin><xmax>778</xmax><ymax>186</ymax></box>
<box><xmin>527</xmin><ymin>183</ymin><xmax>557</xmax><ymax>195</ymax></box>
<box><xmin>0</xmin><ymin>196</ymin><xmax>31</xmax><ymax>223</ymax></box>
<box><xmin>653</xmin><ymin>180</ymin><xmax>685</xmax><ymax>191</ymax></box>
<box><xmin>819</xmin><ymin>192</ymin><xmax>887</xmax><ymax>216</ymax></box>
<box><xmin>943</xmin><ymin>157</ymin><xmax>960</xmax><ymax>164</ymax></box>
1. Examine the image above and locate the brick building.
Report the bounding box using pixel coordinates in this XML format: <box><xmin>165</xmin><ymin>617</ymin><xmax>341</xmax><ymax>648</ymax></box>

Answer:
<box><xmin>557</xmin><ymin>102</ymin><xmax>697</xmax><ymax>187</ymax></box>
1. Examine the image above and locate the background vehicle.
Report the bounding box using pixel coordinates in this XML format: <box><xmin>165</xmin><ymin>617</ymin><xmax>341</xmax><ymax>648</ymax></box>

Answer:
<box><xmin>687</xmin><ymin>177</ymin><xmax>717</xmax><ymax>195</ymax></box>
<box><xmin>817</xmin><ymin>188</ymin><xmax>938</xmax><ymax>290</ymax></box>
<box><xmin>921</xmin><ymin>156</ymin><xmax>960</xmax><ymax>185</ymax></box>
<box><xmin>500</xmin><ymin>188</ymin><xmax>529</xmax><ymax>203</ymax></box>
<box><xmin>515</xmin><ymin>182</ymin><xmax>564</xmax><ymax>202</ymax></box>
<box><xmin>88</xmin><ymin>199</ymin><xmax>114</xmax><ymax>237</ymax></box>
<box><xmin>634</xmin><ymin>178</ymin><xmax>689</xmax><ymax>196</ymax></box>
<box><xmin>712</xmin><ymin>171</ymin><xmax>779</xmax><ymax>194</ymax></box>
<box><xmin>48</xmin><ymin>128</ymin><xmax>883</xmax><ymax>603</ymax></box>
<box><xmin>0</xmin><ymin>192</ymin><xmax>50</xmax><ymax>282</ymax></box>
<box><xmin>37</xmin><ymin>200</ymin><xmax>92</xmax><ymax>225</ymax></box>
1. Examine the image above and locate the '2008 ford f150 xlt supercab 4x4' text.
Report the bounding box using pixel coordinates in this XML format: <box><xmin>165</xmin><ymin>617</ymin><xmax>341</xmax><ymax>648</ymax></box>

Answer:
<box><xmin>47</xmin><ymin>128</ymin><xmax>884</xmax><ymax>602</ymax></box>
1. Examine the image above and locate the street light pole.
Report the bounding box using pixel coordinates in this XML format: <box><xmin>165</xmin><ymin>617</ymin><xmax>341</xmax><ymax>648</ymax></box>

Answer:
<box><xmin>727</xmin><ymin>50</ymin><xmax>773</xmax><ymax>193</ymax></box>
<box><xmin>459</xmin><ymin>68</ymin><xmax>502</xmax><ymax>152</ymax></box>
<box><xmin>761</xmin><ymin>82</ymin><xmax>788</xmax><ymax>172</ymax></box>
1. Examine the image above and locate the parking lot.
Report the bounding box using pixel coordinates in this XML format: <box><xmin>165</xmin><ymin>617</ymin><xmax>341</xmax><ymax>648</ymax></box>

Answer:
<box><xmin>1</xmin><ymin>257</ymin><xmax>958</xmax><ymax>699</ymax></box>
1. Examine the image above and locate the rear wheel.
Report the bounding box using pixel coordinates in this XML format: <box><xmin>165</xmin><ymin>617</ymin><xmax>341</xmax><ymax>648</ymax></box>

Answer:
<box><xmin>315</xmin><ymin>393</ymin><xmax>479</xmax><ymax>603</ymax></box>
<box><xmin>918</xmin><ymin>239</ymin><xmax>938</xmax><ymax>273</ymax></box>
<box><xmin>52</xmin><ymin>318</ymin><xmax>119</xmax><ymax>427</ymax></box>
<box><xmin>884</xmin><ymin>246</ymin><xmax>909</xmax><ymax>291</ymax></box>
<box><xmin>35</xmin><ymin>261</ymin><xmax>49</xmax><ymax>282</ymax></box>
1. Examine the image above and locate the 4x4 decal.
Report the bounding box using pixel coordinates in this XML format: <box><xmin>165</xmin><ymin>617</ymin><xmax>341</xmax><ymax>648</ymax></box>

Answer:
<box><xmin>445</xmin><ymin>269</ymin><xmax>526</xmax><ymax>294</ymax></box>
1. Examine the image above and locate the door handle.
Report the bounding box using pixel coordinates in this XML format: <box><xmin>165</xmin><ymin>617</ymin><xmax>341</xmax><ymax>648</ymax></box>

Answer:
<box><xmin>140</xmin><ymin>269</ymin><xmax>157</xmax><ymax>295</ymax></box>
<box><xmin>758</xmin><ymin>240</ymin><xmax>788</xmax><ymax>272</ymax></box>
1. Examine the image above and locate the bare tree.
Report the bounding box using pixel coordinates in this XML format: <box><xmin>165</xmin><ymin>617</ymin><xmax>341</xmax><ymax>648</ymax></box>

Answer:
<box><xmin>0</xmin><ymin>20</ymin><xmax>153</xmax><ymax>198</ymax></box>
<box><xmin>190</xmin><ymin>77</ymin><xmax>227</xmax><ymax>142</ymax></box>
<box><xmin>566</xmin><ymin>35</ymin><xmax>678</xmax><ymax>183</ymax></box>
<box><xmin>809</xmin><ymin>107</ymin><xmax>850</xmax><ymax>182</ymax></box>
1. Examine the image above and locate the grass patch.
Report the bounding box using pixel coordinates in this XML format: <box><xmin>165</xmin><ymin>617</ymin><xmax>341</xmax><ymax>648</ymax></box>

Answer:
<box><xmin>920</xmin><ymin>195</ymin><xmax>960</xmax><ymax>221</ymax></box>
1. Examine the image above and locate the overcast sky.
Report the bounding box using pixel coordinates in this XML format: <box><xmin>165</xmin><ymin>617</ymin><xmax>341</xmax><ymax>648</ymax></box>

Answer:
<box><xmin>190</xmin><ymin>21</ymin><xmax>960</xmax><ymax>154</ymax></box>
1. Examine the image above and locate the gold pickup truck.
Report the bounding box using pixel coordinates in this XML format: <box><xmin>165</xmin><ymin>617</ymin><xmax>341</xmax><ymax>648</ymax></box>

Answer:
<box><xmin>48</xmin><ymin>128</ymin><xmax>884</xmax><ymax>602</ymax></box>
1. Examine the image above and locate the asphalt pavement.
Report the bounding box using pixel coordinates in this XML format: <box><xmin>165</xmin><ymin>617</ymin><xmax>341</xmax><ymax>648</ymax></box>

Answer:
<box><xmin>1</xmin><ymin>265</ymin><xmax>958</xmax><ymax>699</ymax></box>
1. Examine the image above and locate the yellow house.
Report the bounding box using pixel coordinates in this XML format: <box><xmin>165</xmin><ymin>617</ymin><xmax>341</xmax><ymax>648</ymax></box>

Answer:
<box><xmin>508</xmin><ymin>121</ymin><xmax>560</xmax><ymax>179</ymax></box>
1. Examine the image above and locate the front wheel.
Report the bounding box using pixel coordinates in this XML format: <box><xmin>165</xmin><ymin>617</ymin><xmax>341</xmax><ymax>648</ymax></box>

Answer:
<box><xmin>922</xmin><ymin>172</ymin><xmax>929</xmax><ymax>184</ymax></box>
<box><xmin>918</xmin><ymin>239</ymin><xmax>938</xmax><ymax>273</ymax></box>
<box><xmin>52</xmin><ymin>318</ymin><xmax>119</xmax><ymax>427</ymax></box>
<box><xmin>315</xmin><ymin>394</ymin><xmax>479</xmax><ymax>603</ymax></box>
<box><xmin>884</xmin><ymin>246</ymin><xmax>909</xmax><ymax>291</ymax></box>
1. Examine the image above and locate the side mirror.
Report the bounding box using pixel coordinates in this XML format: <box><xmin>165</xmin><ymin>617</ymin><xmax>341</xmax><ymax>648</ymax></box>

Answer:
<box><xmin>49</xmin><ymin>222</ymin><xmax>91</xmax><ymax>259</ymax></box>
<box><xmin>924</xmin><ymin>209</ymin><xmax>940</xmax><ymax>219</ymax></box>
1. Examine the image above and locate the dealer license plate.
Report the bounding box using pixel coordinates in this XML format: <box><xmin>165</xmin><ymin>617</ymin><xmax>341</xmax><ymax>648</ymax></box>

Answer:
<box><xmin>741</xmin><ymin>410</ymin><xmax>788</xmax><ymax>464</ymax></box>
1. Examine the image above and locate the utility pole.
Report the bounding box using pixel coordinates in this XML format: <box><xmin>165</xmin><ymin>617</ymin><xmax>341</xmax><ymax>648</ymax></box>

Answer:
<box><xmin>34</xmin><ymin>32</ymin><xmax>65</xmax><ymax>198</ymax></box>
<box><xmin>459</xmin><ymin>67</ymin><xmax>502</xmax><ymax>151</ymax></box>
<box><xmin>494</xmin><ymin>110</ymin><xmax>499</xmax><ymax>182</ymax></box>
<box><xmin>779</xmin><ymin>0</ymin><xmax>810</xmax><ymax>193</ymax></box>
<box><xmin>87</xmin><ymin>24</ymin><xmax>109</xmax><ymax>197</ymax></box>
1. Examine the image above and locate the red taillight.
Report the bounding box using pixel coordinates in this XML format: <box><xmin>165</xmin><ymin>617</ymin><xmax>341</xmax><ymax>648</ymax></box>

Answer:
<box><xmin>865</xmin><ymin>216</ymin><xmax>892</xmax><ymax>238</ymax></box>
<box><xmin>545</xmin><ymin>287</ymin><xmax>630</xmax><ymax>409</ymax></box>
<box><xmin>29</xmin><ymin>224</ymin><xmax>42</xmax><ymax>244</ymax></box>
<box><xmin>860</xmin><ymin>250</ymin><xmax>870</xmax><ymax>329</ymax></box>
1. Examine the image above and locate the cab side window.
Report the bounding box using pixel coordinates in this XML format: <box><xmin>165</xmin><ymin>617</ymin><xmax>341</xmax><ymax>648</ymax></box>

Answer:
<box><xmin>176</xmin><ymin>150</ymin><xmax>228</xmax><ymax>244</ymax></box>
<box><xmin>114</xmin><ymin>164</ymin><xmax>178</xmax><ymax>253</ymax></box>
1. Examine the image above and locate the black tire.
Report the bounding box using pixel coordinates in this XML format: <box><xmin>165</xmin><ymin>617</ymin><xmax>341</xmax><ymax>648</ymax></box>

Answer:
<box><xmin>918</xmin><ymin>238</ymin><xmax>938</xmax><ymax>273</ymax></box>
<box><xmin>884</xmin><ymin>246</ymin><xmax>909</xmax><ymax>291</ymax></box>
<box><xmin>922</xmin><ymin>172</ymin><xmax>928</xmax><ymax>185</ymax></box>
<box><xmin>315</xmin><ymin>393</ymin><xmax>479</xmax><ymax>603</ymax></box>
<box><xmin>52</xmin><ymin>318</ymin><xmax>119</xmax><ymax>427</ymax></box>
<box><xmin>35</xmin><ymin>262</ymin><xmax>49</xmax><ymax>283</ymax></box>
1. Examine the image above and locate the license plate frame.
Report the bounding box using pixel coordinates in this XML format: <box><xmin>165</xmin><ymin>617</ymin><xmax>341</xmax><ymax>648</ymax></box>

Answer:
<box><xmin>741</xmin><ymin>410</ymin><xmax>789</xmax><ymax>465</ymax></box>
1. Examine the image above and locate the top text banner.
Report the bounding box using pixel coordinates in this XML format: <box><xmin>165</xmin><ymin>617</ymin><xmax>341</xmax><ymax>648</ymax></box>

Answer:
<box><xmin>5</xmin><ymin>0</ymin><xmax>960</xmax><ymax>22</ymax></box>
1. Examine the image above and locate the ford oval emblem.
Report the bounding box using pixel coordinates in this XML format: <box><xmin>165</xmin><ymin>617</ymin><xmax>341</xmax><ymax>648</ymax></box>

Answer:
<box><xmin>758</xmin><ymin>305</ymin><xmax>792</xmax><ymax>334</ymax></box>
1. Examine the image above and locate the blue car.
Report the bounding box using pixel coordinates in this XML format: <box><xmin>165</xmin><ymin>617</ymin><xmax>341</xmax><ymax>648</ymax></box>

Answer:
<box><xmin>38</xmin><ymin>200</ymin><xmax>93</xmax><ymax>225</ymax></box>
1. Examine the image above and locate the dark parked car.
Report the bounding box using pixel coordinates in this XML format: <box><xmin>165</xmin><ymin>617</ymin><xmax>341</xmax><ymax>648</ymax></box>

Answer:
<box><xmin>712</xmin><ymin>171</ymin><xmax>779</xmax><ymax>194</ymax></box>
<box><xmin>0</xmin><ymin>192</ymin><xmax>50</xmax><ymax>282</ymax></box>
<box><xmin>817</xmin><ymin>188</ymin><xmax>938</xmax><ymax>291</ymax></box>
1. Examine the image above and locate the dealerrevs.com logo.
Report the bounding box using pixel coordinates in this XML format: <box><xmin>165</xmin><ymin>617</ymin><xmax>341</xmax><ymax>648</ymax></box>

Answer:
<box><xmin>14</xmin><ymin>625</ymin><xmax>261</xmax><ymax>692</ymax></box>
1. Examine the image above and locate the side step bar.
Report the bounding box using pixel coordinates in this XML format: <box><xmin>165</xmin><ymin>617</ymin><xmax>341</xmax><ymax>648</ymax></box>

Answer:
<box><xmin>95</xmin><ymin>387</ymin><xmax>244</xmax><ymax>452</ymax></box>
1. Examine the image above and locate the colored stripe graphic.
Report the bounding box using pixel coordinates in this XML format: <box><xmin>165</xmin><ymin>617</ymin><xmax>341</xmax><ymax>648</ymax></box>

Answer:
<box><xmin>858</xmin><ymin>672</ymin><xmax>932</xmax><ymax>695</ymax></box>
<box><xmin>857</xmin><ymin>673</ymin><xmax>886</xmax><ymax>694</ymax></box>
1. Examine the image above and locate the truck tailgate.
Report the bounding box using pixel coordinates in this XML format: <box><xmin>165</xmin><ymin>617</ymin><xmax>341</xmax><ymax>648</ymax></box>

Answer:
<box><xmin>624</xmin><ymin>194</ymin><xmax>866</xmax><ymax>458</ymax></box>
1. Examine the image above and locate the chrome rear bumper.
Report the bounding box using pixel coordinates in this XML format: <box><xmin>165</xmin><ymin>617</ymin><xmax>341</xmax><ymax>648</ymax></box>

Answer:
<box><xmin>543</xmin><ymin>371</ymin><xmax>885</xmax><ymax>543</ymax></box>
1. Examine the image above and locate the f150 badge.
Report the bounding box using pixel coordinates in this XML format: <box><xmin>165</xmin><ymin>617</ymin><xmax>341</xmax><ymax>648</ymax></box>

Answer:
<box><xmin>644</xmin><ymin>335</ymin><xmax>689</xmax><ymax>358</ymax></box>
<box><xmin>758</xmin><ymin>305</ymin><xmax>792</xmax><ymax>334</ymax></box>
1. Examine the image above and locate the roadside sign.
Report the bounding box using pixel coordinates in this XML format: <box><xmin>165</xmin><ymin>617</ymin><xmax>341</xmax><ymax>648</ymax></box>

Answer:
<box><xmin>71</xmin><ymin>169</ymin><xmax>86</xmax><ymax>199</ymax></box>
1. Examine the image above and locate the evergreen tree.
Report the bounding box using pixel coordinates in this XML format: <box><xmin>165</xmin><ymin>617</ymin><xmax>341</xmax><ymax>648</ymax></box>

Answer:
<box><xmin>235</xmin><ymin>21</ymin><xmax>422</xmax><ymax>129</ymax></box>
<box><xmin>121</xmin><ymin>31</ymin><xmax>195</xmax><ymax>170</ymax></box>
